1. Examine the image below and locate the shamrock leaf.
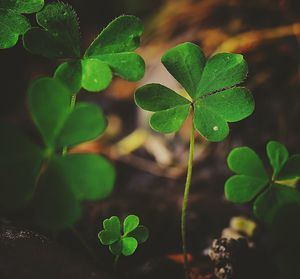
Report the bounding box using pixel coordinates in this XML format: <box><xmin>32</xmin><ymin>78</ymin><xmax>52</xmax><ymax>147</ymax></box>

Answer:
<box><xmin>0</xmin><ymin>0</ymin><xmax>44</xmax><ymax>49</ymax></box>
<box><xmin>84</xmin><ymin>15</ymin><xmax>144</xmax><ymax>82</ymax></box>
<box><xmin>98</xmin><ymin>215</ymin><xmax>149</xmax><ymax>257</ymax></box>
<box><xmin>267</xmin><ymin>141</ymin><xmax>289</xmax><ymax>179</ymax></box>
<box><xmin>124</xmin><ymin>215</ymin><xmax>139</xmax><ymax>234</ymax></box>
<box><xmin>225</xmin><ymin>147</ymin><xmax>269</xmax><ymax>203</ymax></box>
<box><xmin>99</xmin><ymin>216</ymin><xmax>121</xmax><ymax>245</ymax></box>
<box><xmin>55</xmin><ymin>15</ymin><xmax>145</xmax><ymax>93</ymax></box>
<box><xmin>0</xmin><ymin>77</ymin><xmax>115</xmax><ymax>231</ymax></box>
<box><xmin>24</xmin><ymin>4</ymin><xmax>145</xmax><ymax>93</ymax></box>
<box><xmin>127</xmin><ymin>225</ymin><xmax>149</xmax><ymax>244</ymax></box>
<box><xmin>135</xmin><ymin>42</ymin><xmax>254</xmax><ymax>142</ymax></box>
<box><xmin>23</xmin><ymin>2</ymin><xmax>81</xmax><ymax>58</ymax></box>
<box><xmin>254</xmin><ymin>183</ymin><xmax>300</xmax><ymax>226</ymax></box>
<box><xmin>54</xmin><ymin>58</ymin><xmax>113</xmax><ymax>93</ymax></box>
<box><xmin>225</xmin><ymin>141</ymin><xmax>300</xmax><ymax>225</ymax></box>
<box><xmin>277</xmin><ymin>155</ymin><xmax>300</xmax><ymax>181</ymax></box>
<box><xmin>28</xmin><ymin>77</ymin><xmax>107</xmax><ymax>149</ymax></box>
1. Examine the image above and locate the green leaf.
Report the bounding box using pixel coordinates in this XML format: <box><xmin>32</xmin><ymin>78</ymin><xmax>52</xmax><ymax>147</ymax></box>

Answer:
<box><xmin>225</xmin><ymin>175</ymin><xmax>268</xmax><ymax>203</ymax></box>
<box><xmin>266</xmin><ymin>141</ymin><xmax>289</xmax><ymax>179</ymax></box>
<box><xmin>150</xmin><ymin>104</ymin><xmax>190</xmax><ymax>133</ymax></box>
<box><xmin>0</xmin><ymin>10</ymin><xmax>29</xmax><ymax>49</ymax></box>
<box><xmin>135</xmin><ymin>84</ymin><xmax>190</xmax><ymax>111</ymax></box>
<box><xmin>85</xmin><ymin>15</ymin><xmax>144</xmax><ymax>81</ymax></box>
<box><xmin>34</xmin><ymin>159</ymin><xmax>81</xmax><ymax>231</ymax></box>
<box><xmin>0</xmin><ymin>126</ymin><xmax>43</xmax><ymax>209</ymax></box>
<box><xmin>54</xmin><ymin>59</ymin><xmax>113</xmax><ymax>93</ymax></box>
<box><xmin>109</xmin><ymin>240</ymin><xmax>122</xmax><ymax>255</ymax></box>
<box><xmin>98</xmin><ymin>230</ymin><xmax>113</xmax><ymax>245</ymax></box>
<box><xmin>135</xmin><ymin>84</ymin><xmax>191</xmax><ymax>133</ymax></box>
<box><xmin>254</xmin><ymin>183</ymin><xmax>300</xmax><ymax>225</ymax></box>
<box><xmin>161</xmin><ymin>42</ymin><xmax>206</xmax><ymax>99</ymax></box>
<box><xmin>193</xmin><ymin>102</ymin><xmax>229</xmax><ymax>142</ymax></box>
<box><xmin>51</xmin><ymin>154</ymin><xmax>115</xmax><ymax>200</ymax></box>
<box><xmin>227</xmin><ymin>147</ymin><xmax>268</xmax><ymax>179</ymax></box>
<box><xmin>95</xmin><ymin>52</ymin><xmax>144</xmax><ymax>81</ymax></box>
<box><xmin>124</xmin><ymin>215</ymin><xmax>139</xmax><ymax>235</ymax></box>
<box><xmin>103</xmin><ymin>216</ymin><xmax>121</xmax><ymax>242</ymax></box>
<box><xmin>0</xmin><ymin>0</ymin><xmax>44</xmax><ymax>49</ymax></box>
<box><xmin>277</xmin><ymin>155</ymin><xmax>300</xmax><ymax>180</ymax></box>
<box><xmin>199</xmin><ymin>87</ymin><xmax>254</xmax><ymax>122</ymax></box>
<box><xmin>135</xmin><ymin>45</ymin><xmax>253</xmax><ymax>140</ymax></box>
<box><xmin>196</xmin><ymin>52</ymin><xmax>248</xmax><ymax>98</ymax></box>
<box><xmin>85</xmin><ymin>15</ymin><xmax>143</xmax><ymax>56</ymax></box>
<box><xmin>121</xmin><ymin>237</ymin><xmax>138</xmax><ymax>256</ymax></box>
<box><xmin>81</xmin><ymin>58</ymin><xmax>112</xmax><ymax>92</ymax></box>
<box><xmin>128</xmin><ymin>225</ymin><xmax>149</xmax><ymax>244</ymax></box>
<box><xmin>23</xmin><ymin>2</ymin><xmax>80</xmax><ymax>58</ymax></box>
<box><xmin>57</xmin><ymin>102</ymin><xmax>107</xmax><ymax>148</ymax></box>
<box><xmin>28</xmin><ymin>77</ymin><xmax>71</xmax><ymax>148</ymax></box>
<box><xmin>54</xmin><ymin>60</ymin><xmax>82</xmax><ymax>94</ymax></box>
<box><xmin>193</xmin><ymin>87</ymin><xmax>254</xmax><ymax>141</ymax></box>
<box><xmin>2</xmin><ymin>0</ymin><xmax>44</xmax><ymax>13</ymax></box>
<box><xmin>225</xmin><ymin>147</ymin><xmax>269</xmax><ymax>203</ymax></box>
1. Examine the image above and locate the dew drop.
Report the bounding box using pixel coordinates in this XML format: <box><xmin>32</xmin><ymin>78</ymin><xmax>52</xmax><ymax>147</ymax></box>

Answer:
<box><xmin>213</xmin><ymin>126</ymin><xmax>219</xmax><ymax>131</ymax></box>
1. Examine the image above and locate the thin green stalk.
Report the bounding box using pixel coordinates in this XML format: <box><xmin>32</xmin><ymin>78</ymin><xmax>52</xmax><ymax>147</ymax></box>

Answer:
<box><xmin>113</xmin><ymin>255</ymin><xmax>120</xmax><ymax>271</ymax></box>
<box><xmin>70</xmin><ymin>94</ymin><xmax>77</xmax><ymax>109</ymax></box>
<box><xmin>62</xmin><ymin>94</ymin><xmax>77</xmax><ymax>156</ymax></box>
<box><xmin>181</xmin><ymin>123</ymin><xmax>195</xmax><ymax>279</ymax></box>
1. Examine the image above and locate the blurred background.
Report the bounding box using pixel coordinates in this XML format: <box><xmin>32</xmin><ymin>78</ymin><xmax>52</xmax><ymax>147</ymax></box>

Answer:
<box><xmin>0</xmin><ymin>0</ymin><xmax>300</xmax><ymax>278</ymax></box>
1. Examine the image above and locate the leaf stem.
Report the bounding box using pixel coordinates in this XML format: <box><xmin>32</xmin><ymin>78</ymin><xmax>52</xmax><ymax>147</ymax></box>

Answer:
<box><xmin>70</xmin><ymin>94</ymin><xmax>77</xmax><ymax>109</ymax></box>
<box><xmin>62</xmin><ymin>94</ymin><xmax>77</xmax><ymax>156</ymax></box>
<box><xmin>114</xmin><ymin>254</ymin><xmax>120</xmax><ymax>271</ymax></box>
<box><xmin>181</xmin><ymin>123</ymin><xmax>195</xmax><ymax>279</ymax></box>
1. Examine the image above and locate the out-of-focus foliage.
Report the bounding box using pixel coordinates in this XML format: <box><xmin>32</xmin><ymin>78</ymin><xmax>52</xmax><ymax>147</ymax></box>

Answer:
<box><xmin>0</xmin><ymin>77</ymin><xmax>115</xmax><ymax>231</ymax></box>
<box><xmin>0</xmin><ymin>0</ymin><xmax>44</xmax><ymax>49</ymax></box>
<box><xmin>225</xmin><ymin>141</ymin><xmax>300</xmax><ymax>225</ymax></box>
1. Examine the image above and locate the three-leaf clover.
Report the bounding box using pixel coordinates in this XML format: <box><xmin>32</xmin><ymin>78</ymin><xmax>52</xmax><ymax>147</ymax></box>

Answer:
<box><xmin>0</xmin><ymin>77</ymin><xmax>115</xmax><ymax>231</ymax></box>
<box><xmin>135</xmin><ymin>42</ymin><xmax>254</xmax><ymax>142</ymax></box>
<box><xmin>98</xmin><ymin>215</ymin><xmax>149</xmax><ymax>257</ymax></box>
<box><xmin>0</xmin><ymin>0</ymin><xmax>44</xmax><ymax>49</ymax></box>
<box><xmin>23</xmin><ymin>2</ymin><xmax>145</xmax><ymax>93</ymax></box>
<box><xmin>225</xmin><ymin>141</ymin><xmax>300</xmax><ymax>225</ymax></box>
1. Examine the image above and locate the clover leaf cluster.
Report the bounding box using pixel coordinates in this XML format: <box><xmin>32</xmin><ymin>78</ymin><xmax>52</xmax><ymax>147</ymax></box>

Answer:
<box><xmin>0</xmin><ymin>2</ymin><xmax>145</xmax><ymax>232</ymax></box>
<box><xmin>22</xmin><ymin>2</ymin><xmax>145</xmax><ymax>93</ymax></box>
<box><xmin>225</xmin><ymin>141</ymin><xmax>300</xmax><ymax>225</ymax></box>
<box><xmin>0</xmin><ymin>77</ymin><xmax>115</xmax><ymax>231</ymax></box>
<box><xmin>98</xmin><ymin>215</ymin><xmax>149</xmax><ymax>256</ymax></box>
<box><xmin>0</xmin><ymin>0</ymin><xmax>44</xmax><ymax>49</ymax></box>
<box><xmin>135</xmin><ymin>42</ymin><xmax>254</xmax><ymax>142</ymax></box>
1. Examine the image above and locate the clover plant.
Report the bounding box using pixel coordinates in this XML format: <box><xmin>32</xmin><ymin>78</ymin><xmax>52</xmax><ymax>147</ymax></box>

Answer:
<box><xmin>0</xmin><ymin>77</ymin><xmax>115</xmax><ymax>231</ymax></box>
<box><xmin>134</xmin><ymin>42</ymin><xmax>254</xmax><ymax>276</ymax></box>
<box><xmin>98</xmin><ymin>215</ymin><xmax>149</xmax><ymax>267</ymax></box>
<box><xmin>225</xmin><ymin>141</ymin><xmax>300</xmax><ymax>225</ymax></box>
<box><xmin>0</xmin><ymin>0</ymin><xmax>44</xmax><ymax>49</ymax></box>
<box><xmin>0</xmin><ymin>1</ymin><xmax>145</xmax><ymax>232</ymax></box>
<box><xmin>23</xmin><ymin>2</ymin><xmax>145</xmax><ymax>93</ymax></box>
